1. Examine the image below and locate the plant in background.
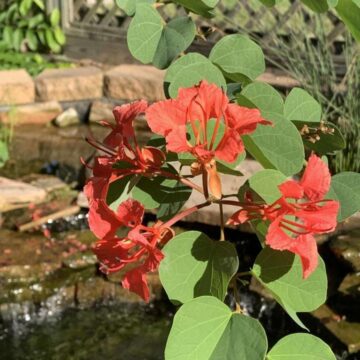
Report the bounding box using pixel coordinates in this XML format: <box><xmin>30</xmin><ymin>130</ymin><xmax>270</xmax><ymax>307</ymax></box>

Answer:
<box><xmin>0</xmin><ymin>0</ymin><xmax>66</xmax><ymax>53</ymax></box>
<box><xmin>84</xmin><ymin>0</ymin><xmax>360</xmax><ymax>359</ymax></box>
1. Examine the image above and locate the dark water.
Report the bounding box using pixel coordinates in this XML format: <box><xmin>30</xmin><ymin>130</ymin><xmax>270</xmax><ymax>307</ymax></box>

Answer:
<box><xmin>0</xmin><ymin>304</ymin><xmax>171</xmax><ymax>360</ymax></box>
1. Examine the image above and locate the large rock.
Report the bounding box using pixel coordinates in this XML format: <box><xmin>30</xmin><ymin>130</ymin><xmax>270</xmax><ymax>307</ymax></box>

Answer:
<box><xmin>104</xmin><ymin>65</ymin><xmax>165</xmax><ymax>102</ymax></box>
<box><xmin>0</xmin><ymin>69</ymin><xmax>35</xmax><ymax>105</ymax></box>
<box><xmin>0</xmin><ymin>101</ymin><xmax>62</xmax><ymax>125</ymax></box>
<box><xmin>35</xmin><ymin>66</ymin><xmax>103</xmax><ymax>102</ymax></box>
<box><xmin>89</xmin><ymin>100</ymin><xmax>114</xmax><ymax>124</ymax></box>
<box><xmin>0</xmin><ymin>177</ymin><xmax>47</xmax><ymax>212</ymax></box>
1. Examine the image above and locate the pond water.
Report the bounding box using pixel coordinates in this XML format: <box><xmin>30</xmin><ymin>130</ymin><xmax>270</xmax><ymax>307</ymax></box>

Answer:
<box><xmin>0</xmin><ymin>304</ymin><xmax>171</xmax><ymax>360</ymax></box>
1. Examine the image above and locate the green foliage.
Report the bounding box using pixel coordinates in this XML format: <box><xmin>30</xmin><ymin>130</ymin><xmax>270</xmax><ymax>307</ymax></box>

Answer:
<box><xmin>209</xmin><ymin>34</ymin><xmax>265</xmax><ymax>83</ymax></box>
<box><xmin>252</xmin><ymin>247</ymin><xmax>327</xmax><ymax>329</ymax></box>
<box><xmin>165</xmin><ymin>296</ymin><xmax>268</xmax><ymax>360</ymax></box>
<box><xmin>159</xmin><ymin>231</ymin><xmax>238</xmax><ymax>304</ymax></box>
<box><xmin>336</xmin><ymin>0</ymin><xmax>360</xmax><ymax>41</ymax></box>
<box><xmin>267</xmin><ymin>333</ymin><xmax>336</xmax><ymax>360</ymax></box>
<box><xmin>173</xmin><ymin>0</ymin><xmax>219</xmax><ymax>18</ymax></box>
<box><xmin>0</xmin><ymin>0</ymin><xmax>66</xmax><ymax>53</ymax></box>
<box><xmin>327</xmin><ymin>172</ymin><xmax>360</xmax><ymax>221</ymax></box>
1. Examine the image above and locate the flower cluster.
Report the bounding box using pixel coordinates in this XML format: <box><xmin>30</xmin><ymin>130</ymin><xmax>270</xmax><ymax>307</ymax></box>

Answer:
<box><xmin>228</xmin><ymin>154</ymin><xmax>339</xmax><ymax>278</ymax></box>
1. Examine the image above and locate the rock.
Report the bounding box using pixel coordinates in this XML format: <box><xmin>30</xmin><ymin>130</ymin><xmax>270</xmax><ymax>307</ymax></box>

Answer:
<box><xmin>35</xmin><ymin>66</ymin><xmax>103</xmax><ymax>102</ymax></box>
<box><xmin>104</xmin><ymin>65</ymin><xmax>165</xmax><ymax>102</ymax></box>
<box><xmin>312</xmin><ymin>305</ymin><xmax>360</xmax><ymax>354</ymax></box>
<box><xmin>54</xmin><ymin>107</ymin><xmax>80</xmax><ymax>127</ymax></box>
<box><xmin>0</xmin><ymin>101</ymin><xmax>62</xmax><ymax>125</ymax></box>
<box><xmin>330</xmin><ymin>230</ymin><xmax>360</xmax><ymax>271</ymax></box>
<box><xmin>0</xmin><ymin>177</ymin><xmax>47</xmax><ymax>212</ymax></box>
<box><xmin>89</xmin><ymin>100</ymin><xmax>115</xmax><ymax>124</ymax></box>
<box><xmin>0</xmin><ymin>69</ymin><xmax>35</xmax><ymax>105</ymax></box>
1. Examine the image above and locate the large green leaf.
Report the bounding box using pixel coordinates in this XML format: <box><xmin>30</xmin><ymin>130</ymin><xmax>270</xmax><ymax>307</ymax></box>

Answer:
<box><xmin>127</xmin><ymin>4</ymin><xmax>195</xmax><ymax>69</ymax></box>
<box><xmin>26</xmin><ymin>29</ymin><xmax>38</xmax><ymax>51</ymax></box>
<box><xmin>159</xmin><ymin>231</ymin><xmax>238</xmax><ymax>304</ymax></box>
<box><xmin>327</xmin><ymin>172</ymin><xmax>360</xmax><ymax>222</ymax></box>
<box><xmin>152</xmin><ymin>17</ymin><xmax>196</xmax><ymax>69</ymax></box>
<box><xmin>0</xmin><ymin>140</ymin><xmax>9</xmax><ymax>168</ymax></box>
<box><xmin>174</xmin><ymin>0</ymin><xmax>219</xmax><ymax>18</ymax></box>
<box><xmin>249</xmin><ymin>169</ymin><xmax>287</xmax><ymax>204</ymax></box>
<box><xmin>267</xmin><ymin>333</ymin><xmax>336</xmax><ymax>360</ymax></box>
<box><xmin>209</xmin><ymin>34</ymin><xmax>265</xmax><ymax>82</ymax></box>
<box><xmin>165</xmin><ymin>53</ymin><xmax>226</xmax><ymax>98</ymax></box>
<box><xmin>240</xmin><ymin>82</ymin><xmax>284</xmax><ymax>121</ymax></box>
<box><xmin>165</xmin><ymin>296</ymin><xmax>268</xmax><ymax>360</ymax></box>
<box><xmin>252</xmin><ymin>247</ymin><xmax>327</xmax><ymax>329</ymax></box>
<box><xmin>116</xmin><ymin>0</ymin><xmax>154</xmax><ymax>16</ymax></box>
<box><xmin>284</xmin><ymin>88</ymin><xmax>322</xmax><ymax>123</ymax></box>
<box><xmin>336</xmin><ymin>0</ymin><xmax>360</xmax><ymax>41</ymax></box>
<box><xmin>50</xmin><ymin>8</ymin><xmax>61</xmax><ymax>27</ymax></box>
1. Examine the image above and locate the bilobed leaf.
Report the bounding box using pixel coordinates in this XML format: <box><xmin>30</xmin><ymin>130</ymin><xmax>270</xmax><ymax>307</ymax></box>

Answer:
<box><xmin>116</xmin><ymin>0</ymin><xmax>154</xmax><ymax>16</ymax></box>
<box><xmin>165</xmin><ymin>53</ymin><xmax>226</xmax><ymax>98</ymax></box>
<box><xmin>267</xmin><ymin>333</ymin><xmax>336</xmax><ymax>360</ymax></box>
<box><xmin>152</xmin><ymin>16</ymin><xmax>196</xmax><ymax>69</ymax></box>
<box><xmin>252</xmin><ymin>247</ymin><xmax>327</xmax><ymax>329</ymax></box>
<box><xmin>284</xmin><ymin>88</ymin><xmax>322</xmax><ymax>123</ymax></box>
<box><xmin>249</xmin><ymin>169</ymin><xmax>287</xmax><ymax>204</ymax></box>
<box><xmin>159</xmin><ymin>232</ymin><xmax>238</xmax><ymax>304</ymax></box>
<box><xmin>165</xmin><ymin>296</ymin><xmax>268</xmax><ymax>360</ymax></box>
<box><xmin>240</xmin><ymin>82</ymin><xmax>284</xmax><ymax>121</ymax></box>
<box><xmin>209</xmin><ymin>34</ymin><xmax>265</xmax><ymax>82</ymax></box>
<box><xmin>336</xmin><ymin>0</ymin><xmax>360</xmax><ymax>41</ymax></box>
<box><xmin>127</xmin><ymin>3</ymin><xmax>163</xmax><ymax>64</ymax></box>
<box><xmin>174</xmin><ymin>0</ymin><xmax>219</xmax><ymax>18</ymax></box>
<box><xmin>327</xmin><ymin>172</ymin><xmax>360</xmax><ymax>222</ymax></box>
<box><xmin>127</xmin><ymin>4</ymin><xmax>195</xmax><ymax>68</ymax></box>
<box><xmin>156</xmin><ymin>180</ymin><xmax>192</xmax><ymax>221</ymax></box>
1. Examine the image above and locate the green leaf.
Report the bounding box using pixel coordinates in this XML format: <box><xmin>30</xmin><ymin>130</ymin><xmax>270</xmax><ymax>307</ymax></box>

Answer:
<box><xmin>174</xmin><ymin>0</ymin><xmax>219</xmax><ymax>18</ymax></box>
<box><xmin>13</xmin><ymin>29</ymin><xmax>23</xmax><ymax>52</ymax></box>
<box><xmin>301</xmin><ymin>0</ymin><xmax>331</xmax><ymax>12</ymax></box>
<box><xmin>252</xmin><ymin>247</ymin><xmax>327</xmax><ymax>329</ymax></box>
<box><xmin>240</xmin><ymin>82</ymin><xmax>284</xmax><ymax>121</ymax></box>
<box><xmin>19</xmin><ymin>0</ymin><xmax>32</xmax><ymax>16</ymax></box>
<box><xmin>267</xmin><ymin>333</ymin><xmax>336</xmax><ymax>360</ymax></box>
<box><xmin>28</xmin><ymin>13</ymin><xmax>44</xmax><ymax>28</ymax></box>
<box><xmin>33</xmin><ymin>0</ymin><xmax>45</xmax><ymax>10</ymax></box>
<box><xmin>327</xmin><ymin>172</ymin><xmax>360</xmax><ymax>222</ymax></box>
<box><xmin>336</xmin><ymin>0</ymin><xmax>360</xmax><ymax>41</ymax></box>
<box><xmin>107</xmin><ymin>175</ymin><xmax>139</xmax><ymax>211</ymax></box>
<box><xmin>45</xmin><ymin>28</ymin><xmax>61</xmax><ymax>53</ymax></box>
<box><xmin>50</xmin><ymin>9</ymin><xmax>61</xmax><ymax>27</ymax></box>
<box><xmin>165</xmin><ymin>53</ymin><xmax>226</xmax><ymax>98</ymax></box>
<box><xmin>209</xmin><ymin>34</ymin><xmax>265</xmax><ymax>82</ymax></box>
<box><xmin>165</xmin><ymin>296</ymin><xmax>268</xmax><ymax>360</ymax></box>
<box><xmin>152</xmin><ymin>16</ymin><xmax>196</xmax><ymax>69</ymax></box>
<box><xmin>127</xmin><ymin>4</ymin><xmax>195</xmax><ymax>68</ymax></box>
<box><xmin>26</xmin><ymin>29</ymin><xmax>38</xmax><ymax>51</ymax></box>
<box><xmin>216</xmin><ymin>152</ymin><xmax>245</xmax><ymax>176</ymax></box>
<box><xmin>0</xmin><ymin>141</ymin><xmax>9</xmax><ymax>168</ymax></box>
<box><xmin>284</xmin><ymin>88</ymin><xmax>322</xmax><ymax>123</ymax></box>
<box><xmin>156</xmin><ymin>180</ymin><xmax>192</xmax><ymax>221</ymax></box>
<box><xmin>159</xmin><ymin>231</ymin><xmax>239</xmax><ymax>304</ymax></box>
<box><xmin>3</xmin><ymin>26</ymin><xmax>13</xmax><ymax>46</ymax></box>
<box><xmin>249</xmin><ymin>169</ymin><xmax>287</xmax><ymax>204</ymax></box>
<box><xmin>116</xmin><ymin>0</ymin><xmax>155</xmax><ymax>16</ymax></box>
<box><xmin>53</xmin><ymin>26</ymin><xmax>66</xmax><ymax>46</ymax></box>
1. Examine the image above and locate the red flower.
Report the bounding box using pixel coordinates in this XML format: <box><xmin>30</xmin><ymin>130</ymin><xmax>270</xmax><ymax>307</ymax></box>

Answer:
<box><xmin>84</xmin><ymin>101</ymin><xmax>166</xmax><ymax>239</ymax></box>
<box><xmin>229</xmin><ymin>154</ymin><xmax>339</xmax><ymax>278</ymax></box>
<box><xmin>92</xmin><ymin>199</ymin><xmax>172</xmax><ymax>302</ymax></box>
<box><xmin>146</xmin><ymin>81</ymin><xmax>271</xmax><ymax>164</ymax></box>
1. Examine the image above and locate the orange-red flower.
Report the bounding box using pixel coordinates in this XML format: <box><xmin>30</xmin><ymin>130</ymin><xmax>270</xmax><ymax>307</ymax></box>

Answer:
<box><xmin>229</xmin><ymin>154</ymin><xmax>339</xmax><ymax>278</ymax></box>
<box><xmin>92</xmin><ymin>199</ymin><xmax>172</xmax><ymax>302</ymax></box>
<box><xmin>145</xmin><ymin>80</ymin><xmax>271</xmax><ymax>164</ymax></box>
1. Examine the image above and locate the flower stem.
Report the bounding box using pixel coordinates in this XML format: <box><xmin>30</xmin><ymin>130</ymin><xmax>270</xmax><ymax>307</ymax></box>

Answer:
<box><xmin>219</xmin><ymin>202</ymin><xmax>225</xmax><ymax>241</ymax></box>
<box><xmin>202</xmin><ymin>169</ymin><xmax>209</xmax><ymax>200</ymax></box>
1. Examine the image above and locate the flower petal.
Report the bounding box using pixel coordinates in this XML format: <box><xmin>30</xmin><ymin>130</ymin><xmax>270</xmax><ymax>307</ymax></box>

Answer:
<box><xmin>279</xmin><ymin>180</ymin><xmax>304</xmax><ymax>199</ymax></box>
<box><xmin>300</xmin><ymin>154</ymin><xmax>331</xmax><ymax>201</ymax></box>
<box><xmin>117</xmin><ymin>199</ymin><xmax>144</xmax><ymax>228</ymax></box>
<box><xmin>122</xmin><ymin>268</ymin><xmax>150</xmax><ymax>302</ymax></box>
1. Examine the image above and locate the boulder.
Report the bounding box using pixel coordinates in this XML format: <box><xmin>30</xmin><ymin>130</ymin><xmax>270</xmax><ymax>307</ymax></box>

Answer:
<box><xmin>54</xmin><ymin>107</ymin><xmax>80</xmax><ymax>127</ymax></box>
